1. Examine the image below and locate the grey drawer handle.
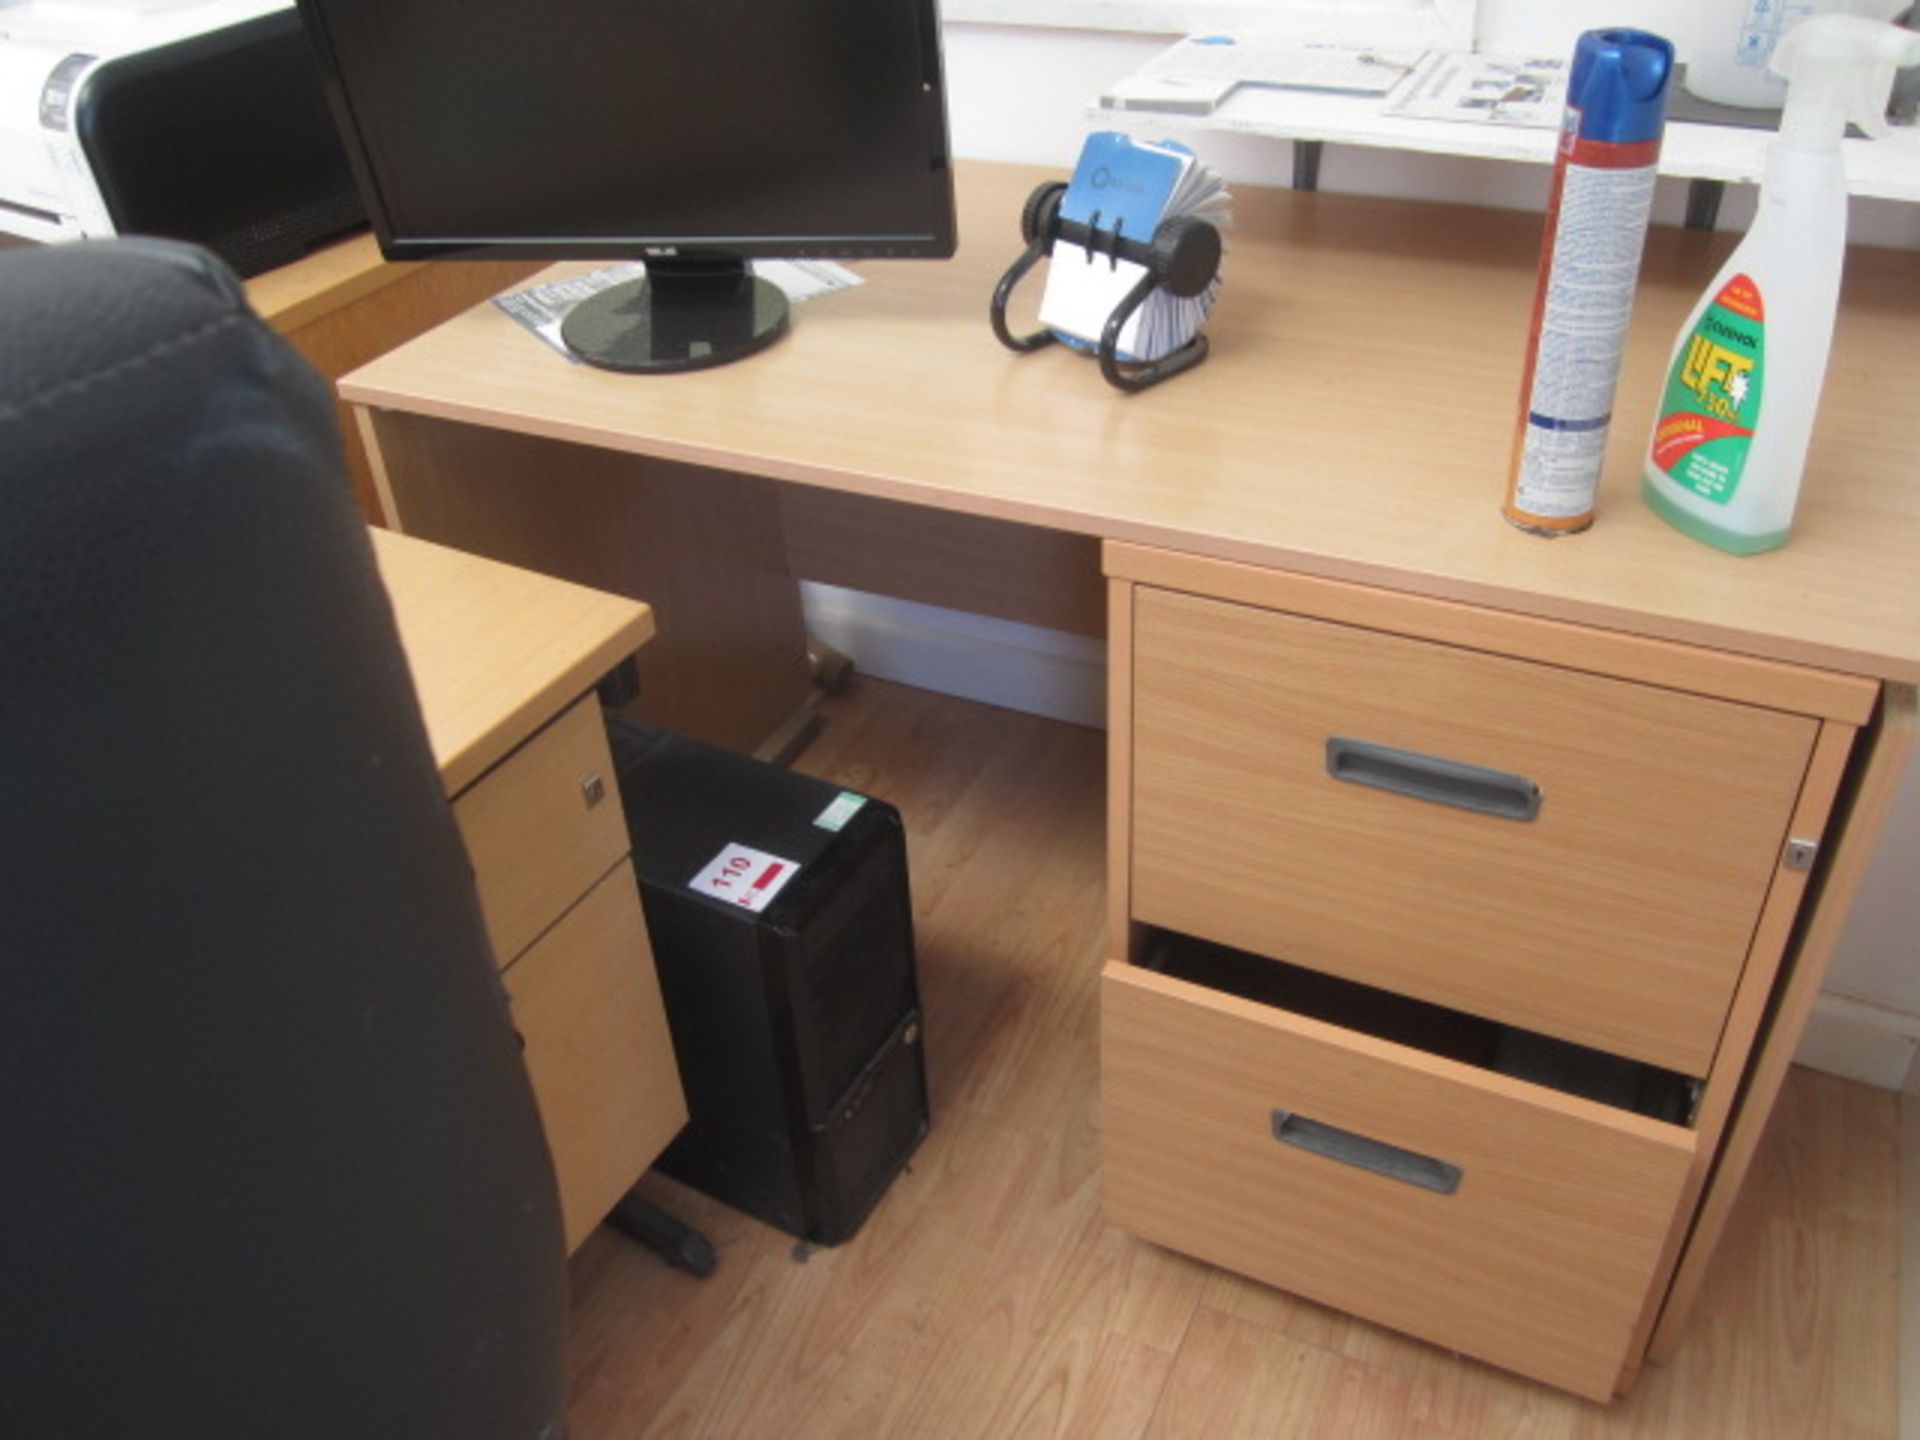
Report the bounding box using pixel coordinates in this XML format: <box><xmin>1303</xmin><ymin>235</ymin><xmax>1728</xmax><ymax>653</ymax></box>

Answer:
<box><xmin>1325</xmin><ymin>737</ymin><xmax>1541</xmax><ymax>822</ymax></box>
<box><xmin>1271</xmin><ymin>1110</ymin><xmax>1462</xmax><ymax>1195</ymax></box>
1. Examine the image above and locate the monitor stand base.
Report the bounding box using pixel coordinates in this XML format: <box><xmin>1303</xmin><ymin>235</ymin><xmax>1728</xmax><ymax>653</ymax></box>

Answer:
<box><xmin>561</xmin><ymin>259</ymin><xmax>789</xmax><ymax>373</ymax></box>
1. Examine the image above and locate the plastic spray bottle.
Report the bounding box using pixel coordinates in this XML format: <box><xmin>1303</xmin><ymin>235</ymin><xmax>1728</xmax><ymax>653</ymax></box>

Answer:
<box><xmin>1643</xmin><ymin>14</ymin><xmax>1920</xmax><ymax>554</ymax></box>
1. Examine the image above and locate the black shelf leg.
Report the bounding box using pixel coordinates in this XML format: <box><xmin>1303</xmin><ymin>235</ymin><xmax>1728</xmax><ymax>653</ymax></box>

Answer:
<box><xmin>1685</xmin><ymin>179</ymin><xmax>1725</xmax><ymax>231</ymax></box>
<box><xmin>1293</xmin><ymin>139</ymin><xmax>1324</xmax><ymax>192</ymax></box>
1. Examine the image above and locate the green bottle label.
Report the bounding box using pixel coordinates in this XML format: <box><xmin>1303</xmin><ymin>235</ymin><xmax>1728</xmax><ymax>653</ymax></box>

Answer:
<box><xmin>1650</xmin><ymin>274</ymin><xmax>1765</xmax><ymax>506</ymax></box>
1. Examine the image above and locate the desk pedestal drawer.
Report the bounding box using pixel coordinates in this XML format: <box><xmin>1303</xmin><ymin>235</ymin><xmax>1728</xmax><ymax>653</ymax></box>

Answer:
<box><xmin>1100</xmin><ymin>960</ymin><xmax>1695</xmax><ymax>1400</ymax></box>
<box><xmin>455</xmin><ymin>694</ymin><xmax>629</xmax><ymax>968</ymax></box>
<box><xmin>505</xmin><ymin>860</ymin><xmax>687</xmax><ymax>1252</ymax></box>
<box><xmin>1128</xmin><ymin>586</ymin><xmax>1817</xmax><ymax>1075</ymax></box>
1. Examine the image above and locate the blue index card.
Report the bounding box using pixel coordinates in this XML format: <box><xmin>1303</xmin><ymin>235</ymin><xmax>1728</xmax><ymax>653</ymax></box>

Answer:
<box><xmin>1054</xmin><ymin>131</ymin><xmax>1193</xmax><ymax>250</ymax></box>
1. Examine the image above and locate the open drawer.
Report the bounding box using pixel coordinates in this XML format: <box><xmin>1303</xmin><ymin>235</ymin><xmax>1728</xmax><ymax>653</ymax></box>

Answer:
<box><xmin>1100</xmin><ymin>938</ymin><xmax>1697</xmax><ymax>1400</ymax></box>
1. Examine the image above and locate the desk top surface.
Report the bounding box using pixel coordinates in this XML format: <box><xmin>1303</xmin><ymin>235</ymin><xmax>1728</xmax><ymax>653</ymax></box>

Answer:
<box><xmin>344</xmin><ymin>161</ymin><xmax>1920</xmax><ymax>687</ymax></box>
<box><xmin>372</xmin><ymin>529</ymin><xmax>655</xmax><ymax>794</ymax></box>
<box><xmin>245</xmin><ymin>232</ymin><xmax>404</xmax><ymax>334</ymax></box>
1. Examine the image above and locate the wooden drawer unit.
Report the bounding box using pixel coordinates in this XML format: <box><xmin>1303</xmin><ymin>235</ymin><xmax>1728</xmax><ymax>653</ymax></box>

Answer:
<box><xmin>1128</xmin><ymin>585</ymin><xmax>1817</xmax><ymax>1075</ymax></box>
<box><xmin>453</xmin><ymin>692</ymin><xmax>629</xmax><ymax>968</ymax></box>
<box><xmin>1103</xmin><ymin>541</ymin><xmax>1885</xmax><ymax>1397</ymax></box>
<box><xmin>1102</xmin><ymin>954</ymin><xmax>1695</xmax><ymax>1402</ymax></box>
<box><xmin>449</xmin><ymin>694</ymin><xmax>688</xmax><ymax>1251</ymax></box>
<box><xmin>376</xmin><ymin>530</ymin><xmax>685</xmax><ymax>1256</ymax></box>
<box><xmin>505</xmin><ymin>860</ymin><xmax>688</xmax><ymax>1252</ymax></box>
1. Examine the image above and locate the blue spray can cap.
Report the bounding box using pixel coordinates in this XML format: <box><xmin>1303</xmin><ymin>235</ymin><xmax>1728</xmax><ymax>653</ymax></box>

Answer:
<box><xmin>1568</xmin><ymin>28</ymin><xmax>1675</xmax><ymax>145</ymax></box>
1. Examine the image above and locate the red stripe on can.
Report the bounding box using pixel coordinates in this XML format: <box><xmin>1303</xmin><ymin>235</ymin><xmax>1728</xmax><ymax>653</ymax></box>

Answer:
<box><xmin>1565</xmin><ymin>133</ymin><xmax>1662</xmax><ymax>170</ymax></box>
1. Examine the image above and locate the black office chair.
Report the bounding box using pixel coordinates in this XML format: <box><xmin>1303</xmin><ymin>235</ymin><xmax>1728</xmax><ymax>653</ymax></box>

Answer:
<box><xmin>0</xmin><ymin>239</ymin><xmax>570</xmax><ymax>1440</ymax></box>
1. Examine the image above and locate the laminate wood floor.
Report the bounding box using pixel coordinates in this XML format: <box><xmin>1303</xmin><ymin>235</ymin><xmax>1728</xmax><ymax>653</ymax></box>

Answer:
<box><xmin>567</xmin><ymin>678</ymin><xmax>1901</xmax><ymax>1440</ymax></box>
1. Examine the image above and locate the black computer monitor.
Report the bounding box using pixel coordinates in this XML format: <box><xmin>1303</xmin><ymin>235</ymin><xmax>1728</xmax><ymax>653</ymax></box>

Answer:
<box><xmin>293</xmin><ymin>0</ymin><xmax>956</xmax><ymax>372</ymax></box>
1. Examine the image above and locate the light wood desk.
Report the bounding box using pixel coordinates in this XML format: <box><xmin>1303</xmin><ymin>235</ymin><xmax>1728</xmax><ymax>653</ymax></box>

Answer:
<box><xmin>341</xmin><ymin>162</ymin><xmax>1917</xmax><ymax>1400</ymax></box>
<box><xmin>372</xmin><ymin>529</ymin><xmax>686</xmax><ymax>1252</ymax></box>
<box><xmin>246</xmin><ymin>237</ymin><xmax>542</xmax><ymax>525</ymax></box>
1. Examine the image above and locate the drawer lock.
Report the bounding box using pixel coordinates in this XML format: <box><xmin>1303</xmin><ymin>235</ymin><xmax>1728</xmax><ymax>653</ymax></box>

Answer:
<box><xmin>1271</xmin><ymin>1109</ymin><xmax>1463</xmax><ymax>1195</ymax></box>
<box><xmin>1783</xmin><ymin>837</ymin><xmax>1819</xmax><ymax>872</ymax></box>
<box><xmin>582</xmin><ymin>774</ymin><xmax>608</xmax><ymax>808</ymax></box>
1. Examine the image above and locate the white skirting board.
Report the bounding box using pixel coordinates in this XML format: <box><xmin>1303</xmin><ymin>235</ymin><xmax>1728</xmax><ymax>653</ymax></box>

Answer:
<box><xmin>1795</xmin><ymin>992</ymin><xmax>1920</xmax><ymax>1093</ymax></box>
<box><xmin>800</xmin><ymin>582</ymin><xmax>1107</xmax><ymax>729</ymax></box>
<box><xmin>803</xmin><ymin>585</ymin><xmax>1915</xmax><ymax>1092</ymax></box>
<box><xmin>1903</xmin><ymin>1061</ymin><xmax>1919</xmax><ymax>1440</ymax></box>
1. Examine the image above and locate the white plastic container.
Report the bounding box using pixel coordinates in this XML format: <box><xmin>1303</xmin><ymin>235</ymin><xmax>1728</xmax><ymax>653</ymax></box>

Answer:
<box><xmin>1684</xmin><ymin>0</ymin><xmax>1906</xmax><ymax>108</ymax></box>
<box><xmin>1644</xmin><ymin>14</ymin><xmax>1920</xmax><ymax>554</ymax></box>
<box><xmin>1686</xmin><ymin>0</ymin><xmax>1828</xmax><ymax>108</ymax></box>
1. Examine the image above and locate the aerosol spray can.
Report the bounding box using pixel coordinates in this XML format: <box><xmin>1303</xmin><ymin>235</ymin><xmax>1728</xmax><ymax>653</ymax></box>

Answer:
<box><xmin>1503</xmin><ymin>29</ymin><xmax>1675</xmax><ymax>536</ymax></box>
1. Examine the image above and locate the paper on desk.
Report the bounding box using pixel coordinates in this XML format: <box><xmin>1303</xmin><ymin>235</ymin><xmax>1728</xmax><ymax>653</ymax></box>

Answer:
<box><xmin>1103</xmin><ymin>34</ymin><xmax>1426</xmax><ymax>115</ymax></box>
<box><xmin>493</xmin><ymin>260</ymin><xmax>863</xmax><ymax>360</ymax></box>
<box><xmin>1383</xmin><ymin>51</ymin><xmax>1569</xmax><ymax>128</ymax></box>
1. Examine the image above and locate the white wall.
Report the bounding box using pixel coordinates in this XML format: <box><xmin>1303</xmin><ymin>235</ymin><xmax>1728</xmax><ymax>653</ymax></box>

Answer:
<box><xmin>925</xmin><ymin>4</ymin><xmax>1920</xmax><ymax>1086</ymax></box>
<box><xmin>942</xmin><ymin>10</ymin><xmax>1920</xmax><ymax>244</ymax></box>
<box><xmin>1800</xmin><ymin>745</ymin><xmax>1920</xmax><ymax>1089</ymax></box>
<box><xmin>1904</xmin><ymin>1059</ymin><xmax>1920</xmax><ymax>1439</ymax></box>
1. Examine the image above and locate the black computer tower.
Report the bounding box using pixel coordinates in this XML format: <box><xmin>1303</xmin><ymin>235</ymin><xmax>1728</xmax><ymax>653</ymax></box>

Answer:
<box><xmin>607</xmin><ymin>716</ymin><xmax>928</xmax><ymax>1246</ymax></box>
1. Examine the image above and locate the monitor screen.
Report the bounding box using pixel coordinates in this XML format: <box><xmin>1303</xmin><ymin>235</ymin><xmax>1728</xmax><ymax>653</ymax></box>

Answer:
<box><xmin>293</xmin><ymin>0</ymin><xmax>956</xmax><ymax>371</ymax></box>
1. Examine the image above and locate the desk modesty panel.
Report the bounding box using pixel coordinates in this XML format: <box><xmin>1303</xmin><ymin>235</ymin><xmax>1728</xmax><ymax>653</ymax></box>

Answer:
<box><xmin>246</xmin><ymin>236</ymin><xmax>543</xmax><ymax>526</ymax></box>
<box><xmin>343</xmin><ymin>164</ymin><xmax>1918</xmax><ymax>1397</ymax></box>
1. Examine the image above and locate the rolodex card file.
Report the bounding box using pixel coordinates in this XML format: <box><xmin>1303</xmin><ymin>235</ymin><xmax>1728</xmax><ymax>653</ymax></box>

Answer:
<box><xmin>1038</xmin><ymin>131</ymin><xmax>1230</xmax><ymax>362</ymax></box>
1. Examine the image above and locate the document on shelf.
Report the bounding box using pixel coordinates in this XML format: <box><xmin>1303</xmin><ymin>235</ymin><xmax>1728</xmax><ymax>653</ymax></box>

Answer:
<box><xmin>1382</xmin><ymin>51</ymin><xmax>1569</xmax><ymax>128</ymax></box>
<box><xmin>1102</xmin><ymin>33</ymin><xmax>1426</xmax><ymax>115</ymax></box>
<box><xmin>494</xmin><ymin>260</ymin><xmax>862</xmax><ymax>359</ymax></box>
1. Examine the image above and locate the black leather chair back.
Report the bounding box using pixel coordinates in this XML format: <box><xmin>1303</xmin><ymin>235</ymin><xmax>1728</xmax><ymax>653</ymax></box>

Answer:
<box><xmin>0</xmin><ymin>240</ymin><xmax>569</xmax><ymax>1440</ymax></box>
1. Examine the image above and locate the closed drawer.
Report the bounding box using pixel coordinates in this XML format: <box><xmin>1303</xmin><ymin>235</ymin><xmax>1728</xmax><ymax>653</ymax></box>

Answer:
<box><xmin>1101</xmin><ymin>956</ymin><xmax>1696</xmax><ymax>1401</ymax></box>
<box><xmin>505</xmin><ymin>860</ymin><xmax>688</xmax><ymax>1253</ymax></box>
<box><xmin>454</xmin><ymin>693</ymin><xmax>628</xmax><ymax>967</ymax></box>
<box><xmin>1129</xmin><ymin>587</ymin><xmax>1819</xmax><ymax>1075</ymax></box>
